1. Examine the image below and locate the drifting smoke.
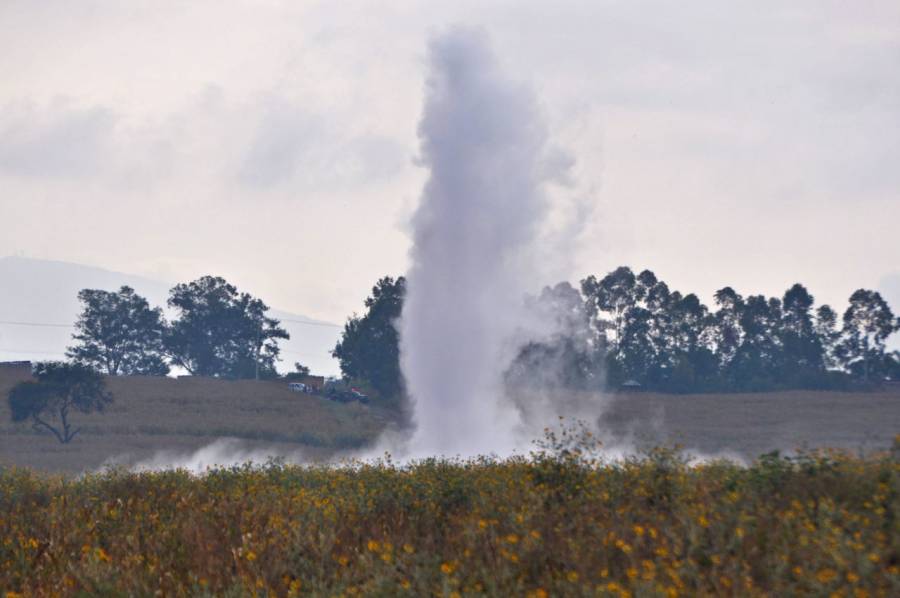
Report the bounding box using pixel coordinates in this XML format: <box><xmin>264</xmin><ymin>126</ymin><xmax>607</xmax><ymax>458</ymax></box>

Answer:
<box><xmin>400</xmin><ymin>28</ymin><xmax>587</xmax><ymax>457</ymax></box>
<box><xmin>100</xmin><ymin>439</ymin><xmax>311</xmax><ymax>474</ymax></box>
<box><xmin>103</xmin><ymin>31</ymin><xmax>784</xmax><ymax>472</ymax></box>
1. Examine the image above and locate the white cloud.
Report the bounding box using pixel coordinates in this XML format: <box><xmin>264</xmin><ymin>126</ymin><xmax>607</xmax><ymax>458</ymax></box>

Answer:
<box><xmin>0</xmin><ymin>100</ymin><xmax>116</xmax><ymax>178</ymax></box>
<box><xmin>0</xmin><ymin>0</ymin><xmax>897</xmax><ymax>323</ymax></box>
<box><xmin>236</xmin><ymin>95</ymin><xmax>408</xmax><ymax>190</ymax></box>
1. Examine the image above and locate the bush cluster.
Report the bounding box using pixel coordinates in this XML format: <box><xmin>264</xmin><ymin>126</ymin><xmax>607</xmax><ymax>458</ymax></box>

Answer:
<box><xmin>1</xmin><ymin>444</ymin><xmax>898</xmax><ymax>596</ymax></box>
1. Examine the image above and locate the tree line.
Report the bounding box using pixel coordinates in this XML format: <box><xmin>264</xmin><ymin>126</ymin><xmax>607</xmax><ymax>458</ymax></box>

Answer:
<box><xmin>66</xmin><ymin>276</ymin><xmax>290</xmax><ymax>379</ymax></box>
<box><xmin>18</xmin><ymin>267</ymin><xmax>900</xmax><ymax>396</ymax></box>
<box><xmin>9</xmin><ymin>267</ymin><xmax>899</xmax><ymax>444</ymax></box>
<box><xmin>7</xmin><ymin>275</ymin><xmax>297</xmax><ymax>443</ymax></box>
<box><xmin>333</xmin><ymin>268</ymin><xmax>900</xmax><ymax>397</ymax></box>
<box><xmin>578</xmin><ymin>267</ymin><xmax>898</xmax><ymax>392</ymax></box>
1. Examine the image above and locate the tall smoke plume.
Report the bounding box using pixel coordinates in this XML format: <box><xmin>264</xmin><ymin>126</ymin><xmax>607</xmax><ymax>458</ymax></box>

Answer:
<box><xmin>400</xmin><ymin>28</ymin><xmax>578</xmax><ymax>456</ymax></box>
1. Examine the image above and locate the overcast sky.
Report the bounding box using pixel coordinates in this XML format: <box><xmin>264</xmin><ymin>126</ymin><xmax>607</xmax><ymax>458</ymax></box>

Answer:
<box><xmin>1</xmin><ymin>1</ymin><xmax>898</xmax><ymax>324</ymax></box>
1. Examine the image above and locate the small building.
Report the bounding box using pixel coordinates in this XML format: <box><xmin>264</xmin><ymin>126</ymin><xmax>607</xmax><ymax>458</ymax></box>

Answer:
<box><xmin>299</xmin><ymin>375</ymin><xmax>325</xmax><ymax>392</ymax></box>
<box><xmin>0</xmin><ymin>361</ymin><xmax>33</xmax><ymax>386</ymax></box>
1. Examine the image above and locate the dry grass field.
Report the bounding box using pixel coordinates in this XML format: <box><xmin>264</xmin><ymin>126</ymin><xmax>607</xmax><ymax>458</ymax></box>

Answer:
<box><xmin>2</xmin><ymin>368</ymin><xmax>899</xmax><ymax>596</ymax></box>
<box><xmin>596</xmin><ymin>387</ymin><xmax>900</xmax><ymax>460</ymax></box>
<box><xmin>0</xmin><ymin>368</ymin><xmax>395</xmax><ymax>473</ymax></box>
<box><xmin>1</xmin><ymin>365</ymin><xmax>898</xmax><ymax>474</ymax></box>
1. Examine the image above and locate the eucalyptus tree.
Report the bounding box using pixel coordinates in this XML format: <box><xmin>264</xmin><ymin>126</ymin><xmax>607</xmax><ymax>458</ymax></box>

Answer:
<box><xmin>778</xmin><ymin>283</ymin><xmax>825</xmax><ymax>382</ymax></box>
<box><xmin>841</xmin><ymin>289</ymin><xmax>898</xmax><ymax>382</ymax></box>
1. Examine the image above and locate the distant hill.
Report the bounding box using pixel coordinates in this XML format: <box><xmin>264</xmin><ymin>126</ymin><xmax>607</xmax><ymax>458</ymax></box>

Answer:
<box><xmin>0</xmin><ymin>256</ymin><xmax>341</xmax><ymax>375</ymax></box>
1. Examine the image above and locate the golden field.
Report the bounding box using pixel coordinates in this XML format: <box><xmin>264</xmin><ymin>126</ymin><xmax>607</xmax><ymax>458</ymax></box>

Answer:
<box><xmin>1</xmin><ymin>437</ymin><xmax>898</xmax><ymax>597</ymax></box>
<box><xmin>2</xmin><ymin>356</ymin><xmax>899</xmax><ymax>474</ymax></box>
<box><xmin>0</xmin><ymin>368</ymin><xmax>396</xmax><ymax>473</ymax></box>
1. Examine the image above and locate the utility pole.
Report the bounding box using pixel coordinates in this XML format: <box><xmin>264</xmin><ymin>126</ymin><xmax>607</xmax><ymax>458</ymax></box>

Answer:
<box><xmin>255</xmin><ymin>326</ymin><xmax>261</xmax><ymax>381</ymax></box>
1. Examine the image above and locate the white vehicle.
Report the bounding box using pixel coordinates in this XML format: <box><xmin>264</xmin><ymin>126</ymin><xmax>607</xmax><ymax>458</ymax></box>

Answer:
<box><xmin>287</xmin><ymin>382</ymin><xmax>308</xmax><ymax>393</ymax></box>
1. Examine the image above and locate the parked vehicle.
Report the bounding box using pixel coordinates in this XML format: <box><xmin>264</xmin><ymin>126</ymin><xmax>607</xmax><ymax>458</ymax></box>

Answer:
<box><xmin>322</xmin><ymin>380</ymin><xmax>369</xmax><ymax>404</ymax></box>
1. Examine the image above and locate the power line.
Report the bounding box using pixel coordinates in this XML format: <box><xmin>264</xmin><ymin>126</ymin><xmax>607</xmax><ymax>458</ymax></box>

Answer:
<box><xmin>0</xmin><ymin>316</ymin><xmax>340</xmax><ymax>362</ymax></box>
<box><xmin>0</xmin><ymin>347</ymin><xmax>330</xmax><ymax>361</ymax></box>
<box><xmin>0</xmin><ymin>348</ymin><xmax>68</xmax><ymax>356</ymax></box>
<box><xmin>280</xmin><ymin>349</ymin><xmax>334</xmax><ymax>357</ymax></box>
<box><xmin>0</xmin><ymin>318</ymin><xmax>341</xmax><ymax>330</ymax></box>
<box><xmin>0</xmin><ymin>320</ymin><xmax>74</xmax><ymax>328</ymax></box>
<box><xmin>279</xmin><ymin>318</ymin><xmax>342</xmax><ymax>329</ymax></box>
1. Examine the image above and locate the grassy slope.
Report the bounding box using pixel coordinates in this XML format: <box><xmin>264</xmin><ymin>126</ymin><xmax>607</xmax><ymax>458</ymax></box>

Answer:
<box><xmin>0</xmin><ymin>369</ymin><xmax>393</xmax><ymax>473</ymax></box>
<box><xmin>594</xmin><ymin>387</ymin><xmax>900</xmax><ymax>458</ymax></box>
<box><xmin>1</xmin><ymin>367</ymin><xmax>898</xmax><ymax>473</ymax></box>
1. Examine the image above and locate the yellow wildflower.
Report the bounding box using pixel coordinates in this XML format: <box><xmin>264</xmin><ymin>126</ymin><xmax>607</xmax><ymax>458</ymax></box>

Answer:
<box><xmin>817</xmin><ymin>569</ymin><xmax>837</xmax><ymax>584</ymax></box>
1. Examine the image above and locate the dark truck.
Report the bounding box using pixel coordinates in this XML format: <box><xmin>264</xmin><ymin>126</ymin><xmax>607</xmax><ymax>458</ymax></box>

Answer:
<box><xmin>322</xmin><ymin>380</ymin><xmax>369</xmax><ymax>404</ymax></box>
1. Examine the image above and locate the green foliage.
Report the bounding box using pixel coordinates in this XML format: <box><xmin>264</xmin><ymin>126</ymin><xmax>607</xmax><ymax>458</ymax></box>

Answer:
<box><xmin>841</xmin><ymin>289</ymin><xmax>898</xmax><ymax>382</ymax></box>
<box><xmin>7</xmin><ymin>362</ymin><xmax>112</xmax><ymax>443</ymax></box>
<box><xmin>67</xmin><ymin>286</ymin><xmax>169</xmax><ymax>376</ymax></box>
<box><xmin>582</xmin><ymin>266</ymin><xmax>640</xmax><ymax>353</ymax></box>
<box><xmin>331</xmin><ymin>268</ymin><xmax>898</xmax><ymax>396</ymax></box>
<box><xmin>282</xmin><ymin>362</ymin><xmax>311</xmax><ymax>381</ymax></box>
<box><xmin>580</xmin><ymin>267</ymin><xmax>899</xmax><ymax>392</ymax></box>
<box><xmin>165</xmin><ymin>276</ymin><xmax>289</xmax><ymax>379</ymax></box>
<box><xmin>0</xmin><ymin>446</ymin><xmax>897</xmax><ymax>595</ymax></box>
<box><xmin>507</xmin><ymin>282</ymin><xmax>601</xmax><ymax>390</ymax></box>
<box><xmin>8</xmin><ymin>382</ymin><xmax>50</xmax><ymax>423</ymax></box>
<box><xmin>332</xmin><ymin>276</ymin><xmax>405</xmax><ymax>399</ymax></box>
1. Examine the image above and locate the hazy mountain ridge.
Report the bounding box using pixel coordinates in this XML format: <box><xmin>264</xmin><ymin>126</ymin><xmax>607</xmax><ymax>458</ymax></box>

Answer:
<box><xmin>0</xmin><ymin>256</ymin><xmax>340</xmax><ymax>375</ymax></box>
